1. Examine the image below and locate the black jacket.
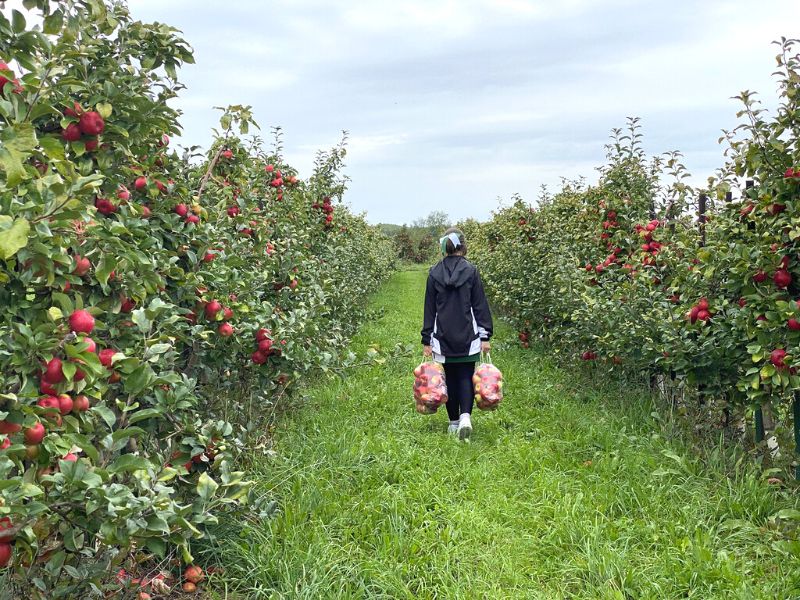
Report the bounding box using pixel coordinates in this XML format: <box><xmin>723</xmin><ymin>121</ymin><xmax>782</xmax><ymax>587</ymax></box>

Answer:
<box><xmin>421</xmin><ymin>255</ymin><xmax>493</xmax><ymax>357</ymax></box>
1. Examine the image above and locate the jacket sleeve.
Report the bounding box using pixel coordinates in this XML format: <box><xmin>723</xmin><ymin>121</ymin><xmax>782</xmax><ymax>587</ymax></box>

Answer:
<box><xmin>421</xmin><ymin>273</ymin><xmax>436</xmax><ymax>345</ymax></box>
<box><xmin>471</xmin><ymin>269</ymin><xmax>493</xmax><ymax>341</ymax></box>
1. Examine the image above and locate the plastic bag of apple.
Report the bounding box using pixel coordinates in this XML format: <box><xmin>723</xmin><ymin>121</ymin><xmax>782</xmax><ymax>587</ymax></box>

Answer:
<box><xmin>413</xmin><ymin>361</ymin><xmax>448</xmax><ymax>414</ymax></box>
<box><xmin>473</xmin><ymin>360</ymin><xmax>504</xmax><ymax>410</ymax></box>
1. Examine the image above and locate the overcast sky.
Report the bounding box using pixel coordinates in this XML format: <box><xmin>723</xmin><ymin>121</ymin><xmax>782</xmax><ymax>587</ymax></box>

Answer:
<box><xmin>34</xmin><ymin>2</ymin><xmax>800</xmax><ymax>223</ymax></box>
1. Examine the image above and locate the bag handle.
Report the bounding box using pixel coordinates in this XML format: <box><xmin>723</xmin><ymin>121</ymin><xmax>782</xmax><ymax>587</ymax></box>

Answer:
<box><xmin>481</xmin><ymin>351</ymin><xmax>492</xmax><ymax>364</ymax></box>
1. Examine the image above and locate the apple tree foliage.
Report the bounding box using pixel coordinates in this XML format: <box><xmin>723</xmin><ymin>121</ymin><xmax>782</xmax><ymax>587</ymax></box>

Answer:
<box><xmin>466</xmin><ymin>38</ymin><xmax>800</xmax><ymax>456</ymax></box>
<box><xmin>0</xmin><ymin>1</ymin><xmax>393</xmax><ymax>596</ymax></box>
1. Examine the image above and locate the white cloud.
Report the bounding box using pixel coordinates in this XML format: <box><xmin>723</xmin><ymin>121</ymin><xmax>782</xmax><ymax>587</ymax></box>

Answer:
<box><xmin>4</xmin><ymin>0</ymin><xmax>795</xmax><ymax>224</ymax></box>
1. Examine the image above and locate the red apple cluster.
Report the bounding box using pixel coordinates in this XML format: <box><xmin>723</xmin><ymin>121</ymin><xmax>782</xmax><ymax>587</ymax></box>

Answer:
<box><xmin>518</xmin><ymin>329</ymin><xmax>530</xmax><ymax>349</ymax></box>
<box><xmin>687</xmin><ymin>297</ymin><xmax>713</xmax><ymax>324</ymax></box>
<box><xmin>61</xmin><ymin>102</ymin><xmax>104</xmax><ymax>154</ymax></box>
<box><xmin>413</xmin><ymin>361</ymin><xmax>448</xmax><ymax>414</ymax></box>
<box><xmin>473</xmin><ymin>363</ymin><xmax>503</xmax><ymax>410</ymax></box>
<box><xmin>312</xmin><ymin>196</ymin><xmax>335</xmax><ymax>227</ymax></box>
<box><xmin>251</xmin><ymin>328</ymin><xmax>278</xmax><ymax>364</ymax></box>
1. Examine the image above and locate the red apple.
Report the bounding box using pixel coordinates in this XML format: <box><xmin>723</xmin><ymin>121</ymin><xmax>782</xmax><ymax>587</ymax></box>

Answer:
<box><xmin>204</xmin><ymin>300</ymin><xmax>222</xmax><ymax>319</ymax></box>
<box><xmin>62</xmin><ymin>123</ymin><xmax>81</xmax><ymax>142</ymax></box>
<box><xmin>78</xmin><ymin>111</ymin><xmax>104</xmax><ymax>136</ymax></box>
<box><xmin>24</xmin><ymin>422</ymin><xmax>46</xmax><ymax>445</ymax></box>
<box><xmin>44</xmin><ymin>357</ymin><xmax>64</xmax><ymax>383</ymax></box>
<box><xmin>184</xmin><ymin>566</ymin><xmax>204</xmax><ymax>584</ymax></box>
<box><xmin>0</xmin><ymin>421</ymin><xmax>21</xmax><ymax>434</ymax></box>
<box><xmin>774</xmin><ymin>269</ymin><xmax>792</xmax><ymax>289</ymax></box>
<box><xmin>0</xmin><ymin>542</ymin><xmax>11</xmax><ymax>568</ymax></box>
<box><xmin>218</xmin><ymin>323</ymin><xmax>234</xmax><ymax>337</ymax></box>
<box><xmin>99</xmin><ymin>348</ymin><xmax>116</xmax><ymax>368</ymax></box>
<box><xmin>72</xmin><ymin>395</ymin><xmax>90</xmax><ymax>412</ymax></box>
<box><xmin>73</xmin><ymin>255</ymin><xmax>91</xmax><ymax>277</ymax></box>
<box><xmin>69</xmin><ymin>309</ymin><xmax>95</xmax><ymax>334</ymax></box>
<box><xmin>771</xmin><ymin>348</ymin><xmax>787</xmax><ymax>368</ymax></box>
<box><xmin>57</xmin><ymin>394</ymin><xmax>73</xmax><ymax>415</ymax></box>
<box><xmin>94</xmin><ymin>197</ymin><xmax>117</xmax><ymax>215</ymax></box>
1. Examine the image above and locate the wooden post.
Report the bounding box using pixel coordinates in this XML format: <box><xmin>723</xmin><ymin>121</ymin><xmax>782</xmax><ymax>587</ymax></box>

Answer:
<box><xmin>755</xmin><ymin>405</ymin><xmax>765</xmax><ymax>443</ymax></box>
<box><xmin>794</xmin><ymin>394</ymin><xmax>800</xmax><ymax>479</ymax></box>
<box><xmin>698</xmin><ymin>193</ymin><xmax>707</xmax><ymax>247</ymax></box>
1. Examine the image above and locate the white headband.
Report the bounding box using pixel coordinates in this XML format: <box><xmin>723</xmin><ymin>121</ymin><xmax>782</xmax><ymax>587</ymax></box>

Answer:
<box><xmin>440</xmin><ymin>232</ymin><xmax>462</xmax><ymax>248</ymax></box>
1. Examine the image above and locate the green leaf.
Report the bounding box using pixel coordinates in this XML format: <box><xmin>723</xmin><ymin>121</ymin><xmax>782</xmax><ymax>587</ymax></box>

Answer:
<box><xmin>47</xmin><ymin>307</ymin><xmax>63</xmax><ymax>322</ymax></box>
<box><xmin>107</xmin><ymin>454</ymin><xmax>149</xmax><ymax>474</ymax></box>
<box><xmin>0</xmin><ymin>217</ymin><xmax>30</xmax><ymax>259</ymax></box>
<box><xmin>145</xmin><ymin>537</ymin><xmax>167</xmax><ymax>557</ymax></box>
<box><xmin>39</xmin><ymin>135</ymin><xmax>65</xmax><ymax>161</ymax></box>
<box><xmin>91</xmin><ymin>405</ymin><xmax>116</xmax><ymax>428</ymax></box>
<box><xmin>197</xmin><ymin>472</ymin><xmax>219</xmax><ymax>502</ymax></box>
<box><xmin>11</xmin><ymin>9</ymin><xmax>26</xmax><ymax>33</ymax></box>
<box><xmin>131</xmin><ymin>308</ymin><xmax>151</xmax><ymax>332</ymax></box>
<box><xmin>42</xmin><ymin>10</ymin><xmax>63</xmax><ymax>35</ymax></box>
<box><xmin>128</xmin><ymin>408</ymin><xmax>163</xmax><ymax>425</ymax></box>
<box><xmin>123</xmin><ymin>363</ymin><xmax>155</xmax><ymax>395</ymax></box>
<box><xmin>775</xmin><ymin>509</ymin><xmax>800</xmax><ymax>521</ymax></box>
<box><xmin>0</xmin><ymin>123</ymin><xmax>37</xmax><ymax>186</ymax></box>
<box><xmin>71</xmin><ymin>434</ymin><xmax>99</xmax><ymax>463</ymax></box>
<box><xmin>146</xmin><ymin>514</ymin><xmax>170</xmax><ymax>534</ymax></box>
<box><xmin>96</xmin><ymin>102</ymin><xmax>112</xmax><ymax>119</ymax></box>
<box><xmin>95</xmin><ymin>256</ymin><xmax>117</xmax><ymax>286</ymax></box>
<box><xmin>143</xmin><ymin>343</ymin><xmax>171</xmax><ymax>360</ymax></box>
<box><xmin>61</xmin><ymin>361</ymin><xmax>76</xmax><ymax>381</ymax></box>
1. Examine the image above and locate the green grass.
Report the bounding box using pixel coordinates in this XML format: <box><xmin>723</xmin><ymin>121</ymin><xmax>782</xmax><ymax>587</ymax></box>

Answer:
<box><xmin>210</xmin><ymin>268</ymin><xmax>800</xmax><ymax>599</ymax></box>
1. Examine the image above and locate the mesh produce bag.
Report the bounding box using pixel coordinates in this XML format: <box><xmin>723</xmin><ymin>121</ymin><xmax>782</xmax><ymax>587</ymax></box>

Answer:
<box><xmin>473</xmin><ymin>357</ymin><xmax>503</xmax><ymax>411</ymax></box>
<box><xmin>413</xmin><ymin>360</ymin><xmax>448</xmax><ymax>414</ymax></box>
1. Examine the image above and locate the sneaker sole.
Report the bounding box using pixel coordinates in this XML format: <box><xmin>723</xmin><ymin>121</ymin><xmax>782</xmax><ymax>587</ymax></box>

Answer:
<box><xmin>458</xmin><ymin>423</ymin><xmax>472</xmax><ymax>441</ymax></box>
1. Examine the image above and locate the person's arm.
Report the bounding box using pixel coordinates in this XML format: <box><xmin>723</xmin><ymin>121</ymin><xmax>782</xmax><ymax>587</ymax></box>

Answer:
<box><xmin>471</xmin><ymin>269</ymin><xmax>493</xmax><ymax>344</ymax></box>
<box><xmin>421</xmin><ymin>273</ymin><xmax>436</xmax><ymax>350</ymax></box>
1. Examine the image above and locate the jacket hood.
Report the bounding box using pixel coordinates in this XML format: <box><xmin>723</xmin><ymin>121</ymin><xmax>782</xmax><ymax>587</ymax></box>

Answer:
<box><xmin>430</xmin><ymin>255</ymin><xmax>472</xmax><ymax>288</ymax></box>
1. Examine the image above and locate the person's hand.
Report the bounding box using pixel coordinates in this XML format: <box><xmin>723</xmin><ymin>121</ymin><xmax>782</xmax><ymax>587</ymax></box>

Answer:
<box><xmin>481</xmin><ymin>341</ymin><xmax>491</xmax><ymax>353</ymax></box>
<box><xmin>423</xmin><ymin>345</ymin><xmax>432</xmax><ymax>357</ymax></box>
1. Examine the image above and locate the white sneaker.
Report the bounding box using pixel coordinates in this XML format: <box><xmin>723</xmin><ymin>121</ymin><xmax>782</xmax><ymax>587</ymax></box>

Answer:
<box><xmin>457</xmin><ymin>413</ymin><xmax>472</xmax><ymax>441</ymax></box>
<box><xmin>447</xmin><ymin>421</ymin><xmax>458</xmax><ymax>435</ymax></box>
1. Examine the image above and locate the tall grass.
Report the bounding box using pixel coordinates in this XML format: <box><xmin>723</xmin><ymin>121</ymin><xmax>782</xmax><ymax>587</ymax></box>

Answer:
<box><xmin>204</xmin><ymin>268</ymin><xmax>800</xmax><ymax>599</ymax></box>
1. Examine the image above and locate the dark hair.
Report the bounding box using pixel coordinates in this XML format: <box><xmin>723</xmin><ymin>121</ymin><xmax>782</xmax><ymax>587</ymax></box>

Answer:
<box><xmin>442</xmin><ymin>227</ymin><xmax>467</xmax><ymax>256</ymax></box>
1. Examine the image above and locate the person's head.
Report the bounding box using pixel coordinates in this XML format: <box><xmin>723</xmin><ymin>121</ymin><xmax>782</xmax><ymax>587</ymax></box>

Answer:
<box><xmin>440</xmin><ymin>227</ymin><xmax>467</xmax><ymax>256</ymax></box>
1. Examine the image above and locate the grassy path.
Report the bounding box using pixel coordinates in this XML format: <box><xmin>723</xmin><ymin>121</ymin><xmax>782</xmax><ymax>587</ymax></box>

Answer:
<box><xmin>216</xmin><ymin>268</ymin><xmax>800</xmax><ymax>599</ymax></box>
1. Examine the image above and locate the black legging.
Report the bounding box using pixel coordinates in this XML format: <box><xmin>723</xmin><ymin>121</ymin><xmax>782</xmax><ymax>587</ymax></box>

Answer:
<box><xmin>443</xmin><ymin>362</ymin><xmax>475</xmax><ymax>420</ymax></box>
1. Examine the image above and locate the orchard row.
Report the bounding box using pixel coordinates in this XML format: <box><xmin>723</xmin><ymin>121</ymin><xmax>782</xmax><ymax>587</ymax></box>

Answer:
<box><xmin>465</xmin><ymin>39</ymin><xmax>800</xmax><ymax>464</ymax></box>
<box><xmin>0</xmin><ymin>1</ymin><xmax>392</xmax><ymax>597</ymax></box>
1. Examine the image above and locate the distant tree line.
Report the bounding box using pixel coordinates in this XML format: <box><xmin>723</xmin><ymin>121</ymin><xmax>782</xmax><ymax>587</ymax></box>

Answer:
<box><xmin>379</xmin><ymin>211</ymin><xmax>451</xmax><ymax>264</ymax></box>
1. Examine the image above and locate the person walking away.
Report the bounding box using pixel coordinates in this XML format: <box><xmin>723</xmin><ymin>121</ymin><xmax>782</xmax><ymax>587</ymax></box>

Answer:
<box><xmin>421</xmin><ymin>228</ymin><xmax>493</xmax><ymax>440</ymax></box>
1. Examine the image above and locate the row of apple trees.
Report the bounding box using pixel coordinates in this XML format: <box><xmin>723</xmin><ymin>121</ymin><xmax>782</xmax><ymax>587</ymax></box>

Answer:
<box><xmin>0</xmin><ymin>0</ymin><xmax>393</xmax><ymax>597</ymax></box>
<box><xmin>465</xmin><ymin>38</ymin><xmax>800</xmax><ymax>469</ymax></box>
